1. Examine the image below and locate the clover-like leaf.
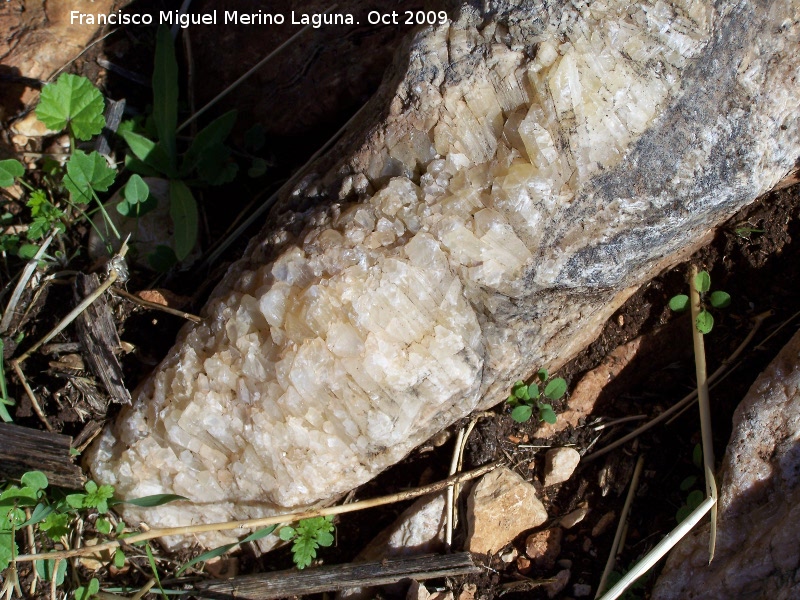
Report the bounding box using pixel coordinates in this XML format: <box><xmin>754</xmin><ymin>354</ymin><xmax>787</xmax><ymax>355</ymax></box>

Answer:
<box><xmin>710</xmin><ymin>290</ymin><xmax>731</xmax><ymax>309</ymax></box>
<box><xmin>0</xmin><ymin>159</ymin><xmax>24</xmax><ymax>187</ymax></box>
<box><xmin>36</xmin><ymin>74</ymin><xmax>105</xmax><ymax>141</ymax></box>
<box><xmin>511</xmin><ymin>405</ymin><xmax>533</xmax><ymax>423</ymax></box>
<box><xmin>64</xmin><ymin>150</ymin><xmax>116</xmax><ymax>204</ymax></box>
<box><xmin>21</xmin><ymin>471</ymin><xmax>48</xmax><ymax>492</ymax></box>
<box><xmin>538</xmin><ymin>403</ymin><xmax>557</xmax><ymax>424</ymax></box>
<box><xmin>544</xmin><ymin>377</ymin><xmax>567</xmax><ymax>400</ymax></box>
<box><xmin>696</xmin><ymin>310</ymin><xmax>714</xmax><ymax>334</ymax></box>
<box><xmin>693</xmin><ymin>270</ymin><xmax>711</xmax><ymax>293</ymax></box>
<box><xmin>669</xmin><ymin>294</ymin><xmax>689</xmax><ymax>312</ymax></box>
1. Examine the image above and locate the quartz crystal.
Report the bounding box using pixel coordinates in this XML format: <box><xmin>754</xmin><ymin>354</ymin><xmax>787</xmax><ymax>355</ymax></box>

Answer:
<box><xmin>88</xmin><ymin>0</ymin><xmax>800</xmax><ymax>549</ymax></box>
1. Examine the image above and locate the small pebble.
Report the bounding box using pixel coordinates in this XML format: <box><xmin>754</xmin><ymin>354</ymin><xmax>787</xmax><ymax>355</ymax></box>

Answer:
<box><xmin>560</xmin><ymin>506</ymin><xmax>588</xmax><ymax>529</ymax></box>
<box><xmin>573</xmin><ymin>583</ymin><xmax>592</xmax><ymax>597</ymax></box>
<box><xmin>592</xmin><ymin>510</ymin><xmax>616</xmax><ymax>537</ymax></box>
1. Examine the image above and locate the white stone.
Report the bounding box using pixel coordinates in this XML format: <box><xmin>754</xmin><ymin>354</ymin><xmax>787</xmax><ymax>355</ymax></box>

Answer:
<box><xmin>543</xmin><ymin>448</ymin><xmax>581</xmax><ymax>487</ymax></box>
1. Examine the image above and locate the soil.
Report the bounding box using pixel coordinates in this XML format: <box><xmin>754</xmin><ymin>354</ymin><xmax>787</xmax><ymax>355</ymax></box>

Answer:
<box><xmin>1</xmin><ymin>6</ymin><xmax>799</xmax><ymax>600</ymax></box>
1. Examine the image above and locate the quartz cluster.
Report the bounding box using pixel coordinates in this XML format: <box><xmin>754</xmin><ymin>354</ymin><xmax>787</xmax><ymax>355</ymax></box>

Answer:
<box><xmin>88</xmin><ymin>0</ymin><xmax>800</xmax><ymax>548</ymax></box>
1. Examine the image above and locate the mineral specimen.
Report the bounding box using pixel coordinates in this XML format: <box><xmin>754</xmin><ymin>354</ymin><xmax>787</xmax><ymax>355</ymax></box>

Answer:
<box><xmin>88</xmin><ymin>0</ymin><xmax>800</xmax><ymax>548</ymax></box>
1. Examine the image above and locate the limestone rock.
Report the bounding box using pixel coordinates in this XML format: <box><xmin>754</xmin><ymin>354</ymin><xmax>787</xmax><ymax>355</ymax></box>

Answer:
<box><xmin>543</xmin><ymin>448</ymin><xmax>581</xmax><ymax>487</ymax></box>
<box><xmin>88</xmin><ymin>0</ymin><xmax>800</xmax><ymax>549</ymax></box>
<box><xmin>652</xmin><ymin>328</ymin><xmax>800</xmax><ymax>599</ymax></box>
<box><xmin>545</xmin><ymin>569</ymin><xmax>571</xmax><ymax>598</ymax></box>
<box><xmin>525</xmin><ymin>527</ymin><xmax>563</xmax><ymax>571</ymax></box>
<box><xmin>466</xmin><ymin>467</ymin><xmax>547</xmax><ymax>555</ymax></box>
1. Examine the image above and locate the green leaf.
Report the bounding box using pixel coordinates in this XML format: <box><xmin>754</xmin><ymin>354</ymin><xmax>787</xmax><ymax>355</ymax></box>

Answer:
<box><xmin>511</xmin><ymin>405</ymin><xmax>532</xmax><ymax>423</ymax></box>
<box><xmin>695</xmin><ymin>310</ymin><xmax>714</xmax><ymax>334</ymax></box>
<box><xmin>694</xmin><ymin>271</ymin><xmax>711</xmax><ymax>293</ymax></box>
<box><xmin>96</xmin><ymin>517</ymin><xmax>112</xmax><ymax>535</ymax></box>
<box><xmin>35</xmin><ymin>556</ymin><xmax>67</xmax><ymax>585</ymax></box>
<box><xmin>692</xmin><ymin>443</ymin><xmax>703</xmax><ymax>469</ymax></box>
<box><xmin>113</xmin><ymin>549</ymin><xmax>126</xmax><ymax>569</ymax></box>
<box><xmin>17</xmin><ymin>244</ymin><xmax>40</xmax><ymax>260</ymax></box>
<box><xmin>23</xmin><ymin>503</ymin><xmax>53</xmax><ymax>527</ymax></box>
<box><xmin>64</xmin><ymin>150</ymin><xmax>116</xmax><ymax>204</ymax></box>
<box><xmin>279</xmin><ymin>527</ymin><xmax>296</xmax><ymax>541</ymax></box>
<box><xmin>669</xmin><ymin>294</ymin><xmax>689</xmax><ymax>312</ymax></box>
<box><xmin>74</xmin><ymin>577</ymin><xmax>100</xmax><ymax>600</ymax></box>
<box><xmin>21</xmin><ymin>471</ymin><xmax>48</xmax><ymax>492</ymax></box>
<box><xmin>248</xmin><ymin>157</ymin><xmax>268</xmax><ymax>178</ymax></box>
<box><xmin>679</xmin><ymin>475</ymin><xmax>697</xmax><ymax>491</ymax></box>
<box><xmin>686</xmin><ymin>489</ymin><xmax>705</xmax><ymax>510</ymax></box>
<box><xmin>83</xmin><ymin>481</ymin><xmax>115</xmax><ymax>514</ymax></box>
<box><xmin>175</xmin><ymin>526</ymin><xmax>276</xmax><ymax>576</ymax></box>
<box><xmin>537</xmin><ymin>368</ymin><xmax>548</xmax><ymax>382</ymax></box>
<box><xmin>710</xmin><ymin>290</ymin><xmax>731</xmax><ymax>309</ymax></box>
<box><xmin>544</xmin><ymin>377</ymin><xmax>567</xmax><ymax>400</ymax></box>
<box><xmin>35</xmin><ymin>74</ymin><xmax>105</xmax><ymax>141</ymax></box>
<box><xmin>120</xmin><ymin>131</ymin><xmax>175</xmax><ymax>177</ymax></box>
<box><xmin>0</xmin><ymin>159</ymin><xmax>24</xmax><ymax>187</ymax></box>
<box><xmin>181</xmin><ymin>110</ymin><xmax>237</xmax><ymax>175</ymax></box>
<box><xmin>147</xmin><ymin>245</ymin><xmax>178</xmax><ymax>272</ymax></box>
<box><xmin>527</xmin><ymin>383</ymin><xmax>540</xmax><ymax>400</ymax></box>
<box><xmin>145</xmin><ymin>544</ymin><xmax>168</xmax><ymax>600</ymax></box>
<box><xmin>539</xmin><ymin>405</ymin><xmax>557</xmax><ymax>424</ymax></box>
<box><xmin>169</xmin><ymin>180</ymin><xmax>198</xmax><ymax>261</ymax></box>
<box><xmin>40</xmin><ymin>512</ymin><xmax>70</xmax><ymax>540</ymax></box>
<box><xmin>110</xmin><ymin>494</ymin><xmax>187</xmax><ymax>508</ymax></box>
<box><xmin>66</xmin><ymin>493</ymin><xmax>87</xmax><ymax>509</ymax></box>
<box><xmin>124</xmin><ymin>175</ymin><xmax>150</xmax><ymax>205</ymax></box>
<box><xmin>153</xmin><ymin>26</ymin><xmax>179</xmax><ymax>164</ymax></box>
<box><xmin>0</xmin><ymin>532</ymin><xmax>17</xmax><ymax>571</ymax></box>
<box><xmin>676</xmin><ymin>505</ymin><xmax>691</xmax><ymax>523</ymax></box>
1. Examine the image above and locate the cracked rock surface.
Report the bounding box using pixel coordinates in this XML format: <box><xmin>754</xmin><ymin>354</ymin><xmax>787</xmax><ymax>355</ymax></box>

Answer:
<box><xmin>88</xmin><ymin>0</ymin><xmax>800</xmax><ymax>548</ymax></box>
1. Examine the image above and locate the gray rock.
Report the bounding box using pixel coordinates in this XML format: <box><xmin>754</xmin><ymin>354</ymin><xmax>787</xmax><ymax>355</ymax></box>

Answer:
<box><xmin>87</xmin><ymin>0</ymin><xmax>800</xmax><ymax>549</ymax></box>
<box><xmin>652</xmin><ymin>328</ymin><xmax>800</xmax><ymax>599</ymax></box>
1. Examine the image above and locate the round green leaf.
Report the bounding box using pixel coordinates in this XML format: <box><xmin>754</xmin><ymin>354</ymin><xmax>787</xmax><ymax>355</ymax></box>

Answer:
<box><xmin>20</xmin><ymin>471</ymin><xmax>48</xmax><ymax>491</ymax></box>
<box><xmin>511</xmin><ymin>405</ymin><xmax>533</xmax><ymax>423</ymax></box>
<box><xmin>686</xmin><ymin>489</ymin><xmax>705</xmax><ymax>510</ymax></box>
<box><xmin>679</xmin><ymin>475</ymin><xmax>698</xmax><ymax>491</ymax></box>
<box><xmin>693</xmin><ymin>271</ymin><xmax>711</xmax><ymax>293</ymax></box>
<box><xmin>539</xmin><ymin>406</ymin><xmax>558</xmax><ymax>424</ymax></box>
<box><xmin>114</xmin><ymin>549</ymin><xmax>126</xmax><ymax>569</ymax></box>
<box><xmin>710</xmin><ymin>290</ymin><xmax>731</xmax><ymax>309</ymax></box>
<box><xmin>527</xmin><ymin>383</ymin><xmax>540</xmax><ymax>399</ymax></box>
<box><xmin>124</xmin><ymin>174</ymin><xmax>150</xmax><ymax>205</ymax></box>
<box><xmin>696</xmin><ymin>310</ymin><xmax>714</xmax><ymax>334</ymax></box>
<box><xmin>0</xmin><ymin>159</ymin><xmax>24</xmax><ymax>187</ymax></box>
<box><xmin>544</xmin><ymin>377</ymin><xmax>567</xmax><ymax>400</ymax></box>
<box><xmin>669</xmin><ymin>294</ymin><xmax>689</xmax><ymax>312</ymax></box>
<box><xmin>36</xmin><ymin>74</ymin><xmax>105</xmax><ymax>141</ymax></box>
<box><xmin>537</xmin><ymin>368</ymin><xmax>548</xmax><ymax>382</ymax></box>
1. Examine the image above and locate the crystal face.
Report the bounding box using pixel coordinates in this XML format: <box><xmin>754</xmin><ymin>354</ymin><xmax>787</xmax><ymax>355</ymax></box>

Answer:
<box><xmin>88</xmin><ymin>0</ymin><xmax>800</xmax><ymax>549</ymax></box>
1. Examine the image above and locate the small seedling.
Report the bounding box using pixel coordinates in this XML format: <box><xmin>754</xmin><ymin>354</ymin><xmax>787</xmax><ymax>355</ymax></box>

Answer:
<box><xmin>279</xmin><ymin>516</ymin><xmax>335</xmax><ymax>569</ymax></box>
<box><xmin>506</xmin><ymin>368</ymin><xmax>566</xmax><ymax>424</ymax></box>
<box><xmin>733</xmin><ymin>225</ymin><xmax>764</xmax><ymax>239</ymax></box>
<box><xmin>668</xmin><ymin>270</ymin><xmax>730</xmax><ymax>334</ymax></box>
<box><xmin>676</xmin><ymin>444</ymin><xmax>705</xmax><ymax>523</ymax></box>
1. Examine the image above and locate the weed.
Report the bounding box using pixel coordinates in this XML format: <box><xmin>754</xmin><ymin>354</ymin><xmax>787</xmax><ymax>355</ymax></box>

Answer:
<box><xmin>278</xmin><ymin>516</ymin><xmax>335</xmax><ymax>569</ymax></box>
<box><xmin>118</xmin><ymin>26</ymin><xmax>239</xmax><ymax>266</ymax></box>
<box><xmin>675</xmin><ymin>443</ymin><xmax>704</xmax><ymax>523</ymax></box>
<box><xmin>506</xmin><ymin>368</ymin><xmax>566</xmax><ymax>424</ymax></box>
<box><xmin>0</xmin><ymin>469</ymin><xmax>184</xmax><ymax>595</ymax></box>
<box><xmin>669</xmin><ymin>270</ymin><xmax>730</xmax><ymax>334</ymax></box>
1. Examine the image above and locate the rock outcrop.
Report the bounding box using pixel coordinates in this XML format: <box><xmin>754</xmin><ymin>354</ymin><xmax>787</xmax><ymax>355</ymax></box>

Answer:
<box><xmin>652</xmin><ymin>328</ymin><xmax>800</xmax><ymax>599</ymax></box>
<box><xmin>88</xmin><ymin>0</ymin><xmax>800</xmax><ymax>549</ymax></box>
